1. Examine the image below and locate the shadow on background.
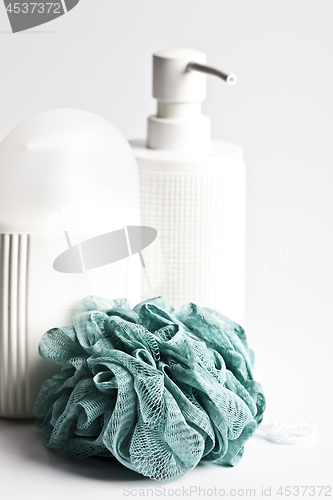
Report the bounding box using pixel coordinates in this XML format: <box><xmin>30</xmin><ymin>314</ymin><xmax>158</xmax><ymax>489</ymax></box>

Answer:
<box><xmin>0</xmin><ymin>30</ymin><xmax>55</xmax><ymax>34</ymax></box>
<box><xmin>0</xmin><ymin>417</ymin><xmax>148</xmax><ymax>482</ymax></box>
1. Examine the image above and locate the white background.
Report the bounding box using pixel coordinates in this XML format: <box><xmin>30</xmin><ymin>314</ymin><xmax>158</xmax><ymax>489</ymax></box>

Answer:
<box><xmin>0</xmin><ymin>1</ymin><xmax>332</xmax><ymax>499</ymax></box>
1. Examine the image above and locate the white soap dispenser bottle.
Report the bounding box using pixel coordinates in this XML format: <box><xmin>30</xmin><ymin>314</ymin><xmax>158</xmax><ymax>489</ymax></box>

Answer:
<box><xmin>131</xmin><ymin>48</ymin><xmax>246</xmax><ymax>326</ymax></box>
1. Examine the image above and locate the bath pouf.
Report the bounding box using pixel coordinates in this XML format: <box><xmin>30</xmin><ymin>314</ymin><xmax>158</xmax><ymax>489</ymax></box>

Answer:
<box><xmin>34</xmin><ymin>296</ymin><xmax>266</xmax><ymax>481</ymax></box>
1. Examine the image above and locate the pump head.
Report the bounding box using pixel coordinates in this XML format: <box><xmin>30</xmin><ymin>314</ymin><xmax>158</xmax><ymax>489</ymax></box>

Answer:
<box><xmin>148</xmin><ymin>48</ymin><xmax>236</xmax><ymax>153</ymax></box>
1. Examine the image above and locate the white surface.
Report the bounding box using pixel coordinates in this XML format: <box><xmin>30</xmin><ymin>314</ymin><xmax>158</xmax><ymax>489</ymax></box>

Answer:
<box><xmin>0</xmin><ymin>351</ymin><xmax>331</xmax><ymax>500</ymax></box>
<box><xmin>0</xmin><ymin>0</ymin><xmax>332</xmax><ymax>496</ymax></box>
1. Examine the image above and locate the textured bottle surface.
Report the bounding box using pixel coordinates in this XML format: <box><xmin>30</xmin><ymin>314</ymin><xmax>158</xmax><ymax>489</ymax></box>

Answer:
<box><xmin>132</xmin><ymin>139</ymin><xmax>246</xmax><ymax>326</ymax></box>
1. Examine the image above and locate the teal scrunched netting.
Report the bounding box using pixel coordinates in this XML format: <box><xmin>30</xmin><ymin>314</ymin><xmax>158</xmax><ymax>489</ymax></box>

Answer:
<box><xmin>34</xmin><ymin>296</ymin><xmax>266</xmax><ymax>481</ymax></box>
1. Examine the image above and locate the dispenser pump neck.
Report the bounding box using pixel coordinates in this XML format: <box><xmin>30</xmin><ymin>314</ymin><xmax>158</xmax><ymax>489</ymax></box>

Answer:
<box><xmin>147</xmin><ymin>48</ymin><xmax>237</xmax><ymax>153</ymax></box>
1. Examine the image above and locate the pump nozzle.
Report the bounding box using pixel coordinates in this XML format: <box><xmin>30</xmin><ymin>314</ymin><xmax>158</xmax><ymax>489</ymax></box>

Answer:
<box><xmin>186</xmin><ymin>62</ymin><xmax>237</xmax><ymax>85</ymax></box>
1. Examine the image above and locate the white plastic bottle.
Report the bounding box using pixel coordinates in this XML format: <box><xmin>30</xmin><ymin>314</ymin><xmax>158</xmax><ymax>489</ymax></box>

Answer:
<box><xmin>0</xmin><ymin>109</ymin><xmax>142</xmax><ymax>418</ymax></box>
<box><xmin>131</xmin><ymin>48</ymin><xmax>246</xmax><ymax>326</ymax></box>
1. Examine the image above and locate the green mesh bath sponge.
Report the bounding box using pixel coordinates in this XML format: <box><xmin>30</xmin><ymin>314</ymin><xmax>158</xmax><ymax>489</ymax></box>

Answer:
<box><xmin>34</xmin><ymin>296</ymin><xmax>265</xmax><ymax>481</ymax></box>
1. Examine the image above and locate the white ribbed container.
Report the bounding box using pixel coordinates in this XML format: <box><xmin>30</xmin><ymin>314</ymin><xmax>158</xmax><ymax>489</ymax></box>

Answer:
<box><xmin>0</xmin><ymin>109</ymin><xmax>141</xmax><ymax>418</ymax></box>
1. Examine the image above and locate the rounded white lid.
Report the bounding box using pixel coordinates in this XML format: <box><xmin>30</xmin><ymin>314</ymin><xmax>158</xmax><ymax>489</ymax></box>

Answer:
<box><xmin>0</xmin><ymin>109</ymin><xmax>139</xmax><ymax>233</ymax></box>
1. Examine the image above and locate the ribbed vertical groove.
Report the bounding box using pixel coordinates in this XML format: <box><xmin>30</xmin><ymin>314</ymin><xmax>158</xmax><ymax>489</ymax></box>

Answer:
<box><xmin>8</xmin><ymin>234</ymin><xmax>18</xmax><ymax>414</ymax></box>
<box><xmin>18</xmin><ymin>235</ymin><xmax>28</xmax><ymax>414</ymax></box>
<box><xmin>24</xmin><ymin>235</ymin><xmax>30</xmax><ymax>414</ymax></box>
<box><xmin>0</xmin><ymin>233</ymin><xmax>28</xmax><ymax>417</ymax></box>
<box><xmin>0</xmin><ymin>234</ymin><xmax>10</xmax><ymax>414</ymax></box>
